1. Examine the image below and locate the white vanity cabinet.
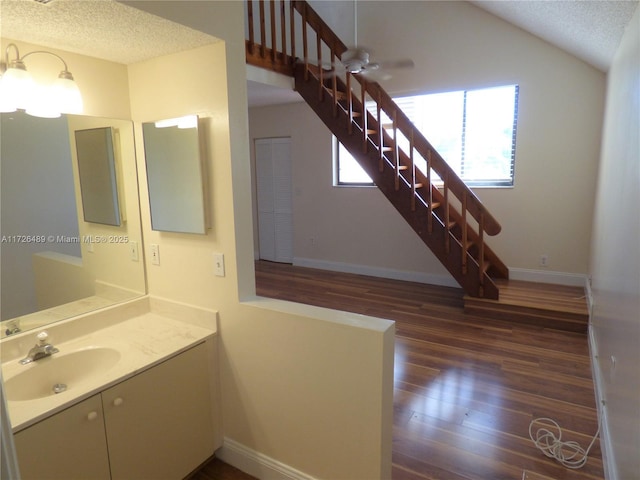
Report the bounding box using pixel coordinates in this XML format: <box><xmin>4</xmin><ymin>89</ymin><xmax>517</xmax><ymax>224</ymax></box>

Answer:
<box><xmin>13</xmin><ymin>342</ymin><xmax>217</xmax><ymax>480</ymax></box>
<box><xmin>14</xmin><ymin>394</ymin><xmax>111</xmax><ymax>480</ymax></box>
<box><xmin>102</xmin><ymin>342</ymin><xmax>216</xmax><ymax>480</ymax></box>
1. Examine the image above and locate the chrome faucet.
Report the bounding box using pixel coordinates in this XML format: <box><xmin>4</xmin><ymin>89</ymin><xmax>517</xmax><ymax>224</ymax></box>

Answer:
<box><xmin>4</xmin><ymin>320</ymin><xmax>21</xmax><ymax>336</ymax></box>
<box><xmin>20</xmin><ymin>331</ymin><xmax>59</xmax><ymax>365</ymax></box>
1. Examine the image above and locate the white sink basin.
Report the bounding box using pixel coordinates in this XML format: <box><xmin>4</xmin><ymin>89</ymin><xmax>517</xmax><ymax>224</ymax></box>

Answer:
<box><xmin>5</xmin><ymin>347</ymin><xmax>121</xmax><ymax>402</ymax></box>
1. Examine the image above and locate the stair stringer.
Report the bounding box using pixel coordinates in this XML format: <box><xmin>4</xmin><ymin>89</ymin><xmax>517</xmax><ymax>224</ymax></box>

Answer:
<box><xmin>294</xmin><ymin>66</ymin><xmax>499</xmax><ymax>299</ymax></box>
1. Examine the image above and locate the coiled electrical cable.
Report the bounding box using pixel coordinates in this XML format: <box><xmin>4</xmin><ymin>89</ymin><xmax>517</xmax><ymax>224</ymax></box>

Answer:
<box><xmin>529</xmin><ymin>417</ymin><xmax>600</xmax><ymax>469</ymax></box>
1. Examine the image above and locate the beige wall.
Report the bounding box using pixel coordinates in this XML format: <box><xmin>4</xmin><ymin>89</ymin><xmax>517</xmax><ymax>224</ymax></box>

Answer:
<box><xmin>67</xmin><ymin>115</ymin><xmax>145</xmax><ymax>295</ymax></box>
<box><xmin>125</xmin><ymin>3</ymin><xmax>394</xmax><ymax>479</ymax></box>
<box><xmin>589</xmin><ymin>5</ymin><xmax>640</xmax><ymax>478</ymax></box>
<box><xmin>249</xmin><ymin>1</ymin><xmax>606</xmax><ymax>284</ymax></box>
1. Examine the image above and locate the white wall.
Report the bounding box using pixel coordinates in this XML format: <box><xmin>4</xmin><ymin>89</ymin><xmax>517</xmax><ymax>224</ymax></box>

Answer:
<box><xmin>249</xmin><ymin>1</ymin><xmax>606</xmax><ymax>285</ymax></box>
<box><xmin>125</xmin><ymin>2</ymin><xmax>394</xmax><ymax>478</ymax></box>
<box><xmin>589</xmin><ymin>5</ymin><xmax>640</xmax><ymax>479</ymax></box>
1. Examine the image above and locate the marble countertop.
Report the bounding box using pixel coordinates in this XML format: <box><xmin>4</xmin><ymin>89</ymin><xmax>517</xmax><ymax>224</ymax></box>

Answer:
<box><xmin>2</xmin><ymin>301</ymin><xmax>216</xmax><ymax>432</ymax></box>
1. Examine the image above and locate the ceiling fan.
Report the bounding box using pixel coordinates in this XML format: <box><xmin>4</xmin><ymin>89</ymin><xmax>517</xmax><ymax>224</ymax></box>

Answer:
<box><xmin>333</xmin><ymin>0</ymin><xmax>414</xmax><ymax>78</ymax></box>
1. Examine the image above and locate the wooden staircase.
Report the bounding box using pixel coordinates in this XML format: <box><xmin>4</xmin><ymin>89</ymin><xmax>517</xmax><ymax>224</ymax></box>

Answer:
<box><xmin>245</xmin><ymin>0</ymin><xmax>508</xmax><ymax>299</ymax></box>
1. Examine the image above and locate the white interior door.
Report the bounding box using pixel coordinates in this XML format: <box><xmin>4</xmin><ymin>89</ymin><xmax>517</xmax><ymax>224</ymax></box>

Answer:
<box><xmin>255</xmin><ymin>137</ymin><xmax>293</xmax><ymax>263</ymax></box>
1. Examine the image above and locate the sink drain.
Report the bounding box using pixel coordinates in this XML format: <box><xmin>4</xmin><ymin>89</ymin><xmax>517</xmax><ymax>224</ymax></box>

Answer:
<box><xmin>52</xmin><ymin>383</ymin><xmax>67</xmax><ymax>394</ymax></box>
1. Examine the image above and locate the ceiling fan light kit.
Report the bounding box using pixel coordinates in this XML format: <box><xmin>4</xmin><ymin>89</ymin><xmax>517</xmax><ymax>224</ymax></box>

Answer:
<box><xmin>341</xmin><ymin>48</ymin><xmax>376</xmax><ymax>74</ymax></box>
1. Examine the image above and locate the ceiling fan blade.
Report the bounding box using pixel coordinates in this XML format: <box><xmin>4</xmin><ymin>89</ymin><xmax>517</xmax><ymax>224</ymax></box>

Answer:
<box><xmin>376</xmin><ymin>59</ymin><xmax>415</xmax><ymax>70</ymax></box>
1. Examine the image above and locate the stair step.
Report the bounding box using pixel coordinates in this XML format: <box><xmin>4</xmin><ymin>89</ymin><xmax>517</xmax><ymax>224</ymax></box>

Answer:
<box><xmin>464</xmin><ymin>279</ymin><xmax>589</xmax><ymax>333</ymax></box>
<box><xmin>332</xmin><ymin>90</ymin><xmax>347</xmax><ymax>100</ymax></box>
<box><xmin>481</xmin><ymin>261</ymin><xmax>491</xmax><ymax>275</ymax></box>
<box><xmin>322</xmin><ymin>85</ymin><xmax>348</xmax><ymax>100</ymax></box>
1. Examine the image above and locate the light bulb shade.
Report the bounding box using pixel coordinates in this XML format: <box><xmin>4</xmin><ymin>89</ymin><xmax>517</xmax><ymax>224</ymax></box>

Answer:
<box><xmin>52</xmin><ymin>75</ymin><xmax>83</xmax><ymax>114</ymax></box>
<box><xmin>25</xmin><ymin>83</ymin><xmax>61</xmax><ymax>118</ymax></box>
<box><xmin>0</xmin><ymin>66</ymin><xmax>35</xmax><ymax>111</ymax></box>
<box><xmin>0</xmin><ymin>75</ymin><xmax>17</xmax><ymax>113</ymax></box>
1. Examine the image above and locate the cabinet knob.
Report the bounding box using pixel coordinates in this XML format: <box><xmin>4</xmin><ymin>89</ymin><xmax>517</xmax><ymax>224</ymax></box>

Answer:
<box><xmin>87</xmin><ymin>411</ymin><xmax>98</xmax><ymax>421</ymax></box>
<box><xmin>113</xmin><ymin>397</ymin><xmax>124</xmax><ymax>407</ymax></box>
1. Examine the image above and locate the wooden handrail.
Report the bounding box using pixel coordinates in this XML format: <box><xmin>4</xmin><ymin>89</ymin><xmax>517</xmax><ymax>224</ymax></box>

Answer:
<box><xmin>292</xmin><ymin>1</ymin><xmax>348</xmax><ymax>58</ymax></box>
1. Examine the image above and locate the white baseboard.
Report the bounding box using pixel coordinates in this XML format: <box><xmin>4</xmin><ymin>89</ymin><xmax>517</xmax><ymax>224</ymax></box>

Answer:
<box><xmin>588</xmin><ymin>325</ymin><xmax>618</xmax><ymax>480</ymax></box>
<box><xmin>215</xmin><ymin>438</ymin><xmax>315</xmax><ymax>480</ymax></box>
<box><xmin>292</xmin><ymin>257</ymin><xmax>459</xmax><ymax>288</ymax></box>
<box><xmin>508</xmin><ymin>267</ymin><xmax>587</xmax><ymax>287</ymax></box>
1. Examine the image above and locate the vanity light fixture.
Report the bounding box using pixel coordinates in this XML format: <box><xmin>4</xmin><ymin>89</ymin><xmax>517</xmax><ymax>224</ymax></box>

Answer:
<box><xmin>0</xmin><ymin>43</ymin><xmax>83</xmax><ymax>118</ymax></box>
<box><xmin>154</xmin><ymin>115</ymin><xmax>198</xmax><ymax>129</ymax></box>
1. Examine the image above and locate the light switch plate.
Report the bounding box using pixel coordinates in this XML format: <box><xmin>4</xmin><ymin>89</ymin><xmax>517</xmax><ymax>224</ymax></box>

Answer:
<box><xmin>150</xmin><ymin>244</ymin><xmax>160</xmax><ymax>266</ymax></box>
<box><xmin>213</xmin><ymin>253</ymin><xmax>225</xmax><ymax>277</ymax></box>
<box><xmin>129</xmin><ymin>241</ymin><xmax>139</xmax><ymax>262</ymax></box>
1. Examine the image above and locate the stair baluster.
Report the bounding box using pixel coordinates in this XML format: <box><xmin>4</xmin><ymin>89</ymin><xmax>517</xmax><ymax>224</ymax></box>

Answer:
<box><xmin>302</xmin><ymin>2</ymin><xmax>309</xmax><ymax>80</ymax></box>
<box><xmin>280</xmin><ymin>0</ymin><xmax>287</xmax><ymax>62</ymax></box>
<box><xmin>393</xmin><ymin>110</ymin><xmax>400</xmax><ymax>190</ymax></box>
<box><xmin>427</xmin><ymin>150</ymin><xmax>433</xmax><ymax>232</ymax></box>
<box><xmin>259</xmin><ymin>1</ymin><xmax>267</xmax><ymax>58</ymax></box>
<box><xmin>290</xmin><ymin>1</ymin><xmax>296</xmax><ymax>60</ymax></box>
<box><xmin>247</xmin><ymin>1</ymin><xmax>255</xmax><ymax>55</ymax></box>
<box><xmin>361</xmin><ymin>79</ymin><xmax>368</xmax><ymax>153</ymax></box>
<box><xmin>270</xmin><ymin>1</ymin><xmax>277</xmax><ymax>63</ymax></box>
<box><xmin>316</xmin><ymin>30</ymin><xmax>323</xmax><ymax>101</ymax></box>
<box><xmin>377</xmin><ymin>92</ymin><xmax>384</xmax><ymax>172</ymax></box>
<box><xmin>462</xmin><ymin>193</ymin><xmax>468</xmax><ymax>275</ymax></box>
<box><xmin>346</xmin><ymin>72</ymin><xmax>353</xmax><ymax>134</ymax></box>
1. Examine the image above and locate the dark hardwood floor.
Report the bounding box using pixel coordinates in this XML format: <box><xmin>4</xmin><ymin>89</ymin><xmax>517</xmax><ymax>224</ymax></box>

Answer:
<box><xmin>194</xmin><ymin>261</ymin><xmax>603</xmax><ymax>480</ymax></box>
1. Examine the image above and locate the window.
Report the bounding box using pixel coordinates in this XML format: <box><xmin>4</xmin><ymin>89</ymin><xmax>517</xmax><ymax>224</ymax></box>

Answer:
<box><xmin>335</xmin><ymin>85</ymin><xmax>519</xmax><ymax>188</ymax></box>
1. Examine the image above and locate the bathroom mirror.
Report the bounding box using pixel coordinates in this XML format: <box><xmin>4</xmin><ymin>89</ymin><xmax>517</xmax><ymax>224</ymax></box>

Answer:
<box><xmin>142</xmin><ymin>115</ymin><xmax>208</xmax><ymax>234</ymax></box>
<box><xmin>0</xmin><ymin>112</ymin><xmax>146</xmax><ymax>337</ymax></box>
<box><xmin>75</xmin><ymin>127</ymin><xmax>122</xmax><ymax>226</ymax></box>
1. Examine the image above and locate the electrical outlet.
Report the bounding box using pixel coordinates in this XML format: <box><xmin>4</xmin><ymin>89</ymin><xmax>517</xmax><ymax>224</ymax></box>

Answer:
<box><xmin>129</xmin><ymin>241</ymin><xmax>139</xmax><ymax>262</ymax></box>
<box><xmin>213</xmin><ymin>253</ymin><xmax>225</xmax><ymax>277</ymax></box>
<box><xmin>539</xmin><ymin>254</ymin><xmax>549</xmax><ymax>268</ymax></box>
<box><xmin>150</xmin><ymin>244</ymin><xmax>160</xmax><ymax>266</ymax></box>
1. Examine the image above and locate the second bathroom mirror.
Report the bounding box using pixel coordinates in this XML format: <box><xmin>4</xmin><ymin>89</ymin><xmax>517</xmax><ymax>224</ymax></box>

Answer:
<box><xmin>142</xmin><ymin>115</ymin><xmax>207</xmax><ymax>234</ymax></box>
<box><xmin>75</xmin><ymin>127</ymin><xmax>122</xmax><ymax>226</ymax></box>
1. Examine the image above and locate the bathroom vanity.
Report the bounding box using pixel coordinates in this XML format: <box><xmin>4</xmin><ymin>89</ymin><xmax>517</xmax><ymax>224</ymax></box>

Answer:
<box><xmin>1</xmin><ymin>297</ymin><xmax>221</xmax><ymax>480</ymax></box>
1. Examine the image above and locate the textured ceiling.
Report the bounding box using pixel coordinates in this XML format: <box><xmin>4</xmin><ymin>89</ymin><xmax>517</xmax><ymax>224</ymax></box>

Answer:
<box><xmin>472</xmin><ymin>0</ymin><xmax>639</xmax><ymax>72</ymax></box>
<box><xmin>0</xmin><ymin>0</ymin><xmax>218</xmax><ymax>65</ymax></box>
<box><xmin>1</xmin><ymin>0</ymin><xmax>637</xmax><ymax>107</ymax></box>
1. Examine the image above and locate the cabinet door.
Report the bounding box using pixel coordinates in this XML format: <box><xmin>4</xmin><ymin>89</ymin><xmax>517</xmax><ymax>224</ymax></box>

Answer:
<box><xmin>14</xmin><ymin>394</ymin><xmax>110</xmax><ymax>480</ymax></box>
<box><xmin>102</xmin><ymin>343</ymin><xmax>215</xmax><ymax>480</ymax></box>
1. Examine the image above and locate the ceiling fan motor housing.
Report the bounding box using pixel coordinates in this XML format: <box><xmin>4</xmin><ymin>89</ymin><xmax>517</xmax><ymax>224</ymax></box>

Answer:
<box><xmin>341</xmin><ymin>48</ymin><xmax>370</xmax><ymax>73</ymax></box>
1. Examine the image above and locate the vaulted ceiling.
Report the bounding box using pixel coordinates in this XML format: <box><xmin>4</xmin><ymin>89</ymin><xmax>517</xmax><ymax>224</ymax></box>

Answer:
<box><xmin>1</xmin><ymin>0</ymin><xmax>638</xmax><ymax>107</ymax></box>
